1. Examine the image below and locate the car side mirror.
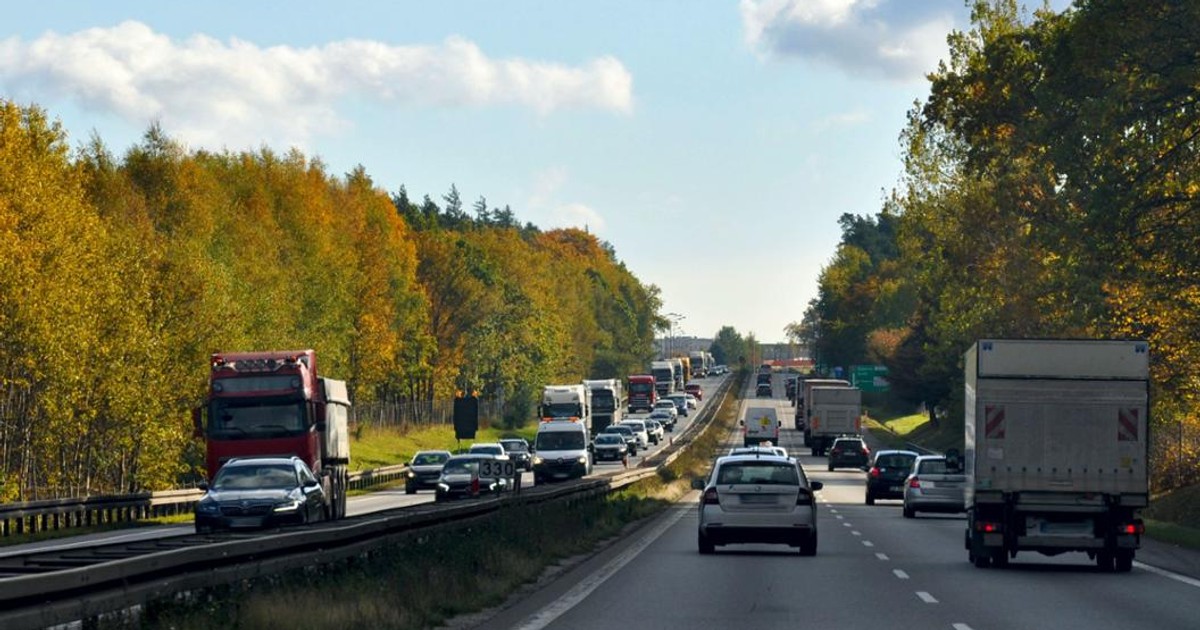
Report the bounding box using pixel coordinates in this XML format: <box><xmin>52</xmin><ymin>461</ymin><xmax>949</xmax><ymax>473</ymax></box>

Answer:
<box><xmin>810</xmin><ymin>481</ymin><xmax>824</xmax><ymax>491</ymax></box>
<box><xmin>197</xmin><ymin>481</ymin><xmax>209</xmax><ymax>492</ymax></box>
<box><xmin>690</xmin><ymin>478</ymin><xmax>706</xmax><ymax>490</ymax></box>
<box><xmin>303</xmin><ymin>479</ymin><xmax>320</xmax><ymax>488</ymax></box>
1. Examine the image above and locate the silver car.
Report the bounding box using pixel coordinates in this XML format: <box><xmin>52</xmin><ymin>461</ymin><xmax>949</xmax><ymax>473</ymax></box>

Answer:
<box><xmin>695</xmin><ymin>455</ymin><xmax>822</xmax><ymax>555</ymax></box>
<box><xmin>902</xmin><ymin>455</ymin><xmax>966</xmax><ymax>517</ymax></box>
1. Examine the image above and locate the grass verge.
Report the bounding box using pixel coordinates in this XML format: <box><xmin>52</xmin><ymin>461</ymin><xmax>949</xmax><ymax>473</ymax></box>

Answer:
<box><xmin>98</xmin><ymin>374</ymin><xmax>745</xmax><ymax>630</ymax></box>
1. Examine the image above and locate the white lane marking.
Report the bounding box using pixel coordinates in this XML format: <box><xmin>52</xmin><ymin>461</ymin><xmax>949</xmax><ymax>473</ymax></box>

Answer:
<box><xmin>916</xmin><ymin>591</ymin><xmax>938</xmax><ymax>604</ymax></box>
<box><xmin>513</xmin><ymin>505</ymin><xmax>689</xmax><ymax>630</ymax></box>
<box><xmin>862</xmin><ymin>541</ymin><xmax>875</xmax><ymax>547</ymax></box>
<box><xmin>952</xmin><ymin>624</ymin><xmax>974</xmax><ymax>630</ymax></box>
<box><xmin>876</xmin><ymin>553</ymin><xmax>889</xmax><ymax>561</ymax></box>
<box><xmin>893</xmin><ymin>569</ymin><xmax>909</xmax><ymax>579</ymax></box>
<box><xmin>835</xmin><ymin>515</ymin><xmax>844</xmax><ymax>520</ymax></box>
<box><xmin>843</xmin><ymin>522</ymin><xmax>853</xmax><ymax>527</ymax></box>
<box><xmin>829</xmin><ymin>509</ymin><xmax>838</xmax><ymax>514</ymax></box>
<box><xmin>1134</xmin><ymin>561</ymin><xmax>1200</xmax><ymax>588</ymax></box>
<box><xmin>851</xmin><ymin>531</ymin><xmax>862</xmax><ymax>537</ymax></box>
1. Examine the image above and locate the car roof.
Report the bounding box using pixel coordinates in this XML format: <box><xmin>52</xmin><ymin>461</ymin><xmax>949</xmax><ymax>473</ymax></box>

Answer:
<box><xmin>604</xmin><ymin>424</ymin><xmax>631</xmax><ymax>431</ymax></box>
<box><xmin>716</xmin><ymin>454</ymin><xmax>794</xmax><ymax>465</ymax></box>
<box><xmin>832</xmin><ymin>436</ymin><xmax>863</xmax><ymax>442</ymax></box>
<box><xmin>499</xmin><ymin>438</ymin><xmax>527</xmax><ymax>444</ymax></box>
<box><xmin>469</xmin><ymin>442</ymin><xmax>503</xmax><ymax>449</ymax></box>
<box><xmin>224</xmin><ymin>456</ymin><xmax>300</xmax><ymax>468</ymax></box>
<box><xmin>413</xmin><ymin>450</ymin><xmax>452</xmax><ymax>456</ymax></box>
<box><xmin>447</xmin><ymin>453</ymin><xmax>495</xmax><ymax>461</ymax></box>
<box><xmin>914</xmin><ymin>454</ymin><xmax>947</xmax><ymax>462</ymax></box>
<box><xmin>873</xmin><ymin>449</ymin><xmax>918</xmax><ymax>457</ymax></box>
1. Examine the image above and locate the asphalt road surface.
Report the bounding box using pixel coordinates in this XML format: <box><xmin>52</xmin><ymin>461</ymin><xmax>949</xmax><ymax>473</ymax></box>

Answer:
<box><xmin>480</xmin><ymin>375</ymin><xmax>1200</xmax><ymax>630</ymax></box>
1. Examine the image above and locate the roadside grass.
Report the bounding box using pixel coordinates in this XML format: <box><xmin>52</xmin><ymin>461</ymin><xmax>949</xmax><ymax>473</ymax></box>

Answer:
<box><xmin>101</xmin><ymin>373</ymin><xmax>746</xmax><ymax>630</ymax></box>
<box><xmin>1143</xmin><ymin>519</ymin><xmax>1200</xmax><ymax>551</ymax></box>
<box><xmin>350</xmin><ymin>423</ymin><xmax>539</xmax><ymax>471</ymax></box>
<box><xmin>1144</xmin><ymin>483</ymin><xmax>1200</xmax><ymax>549</ymax></box>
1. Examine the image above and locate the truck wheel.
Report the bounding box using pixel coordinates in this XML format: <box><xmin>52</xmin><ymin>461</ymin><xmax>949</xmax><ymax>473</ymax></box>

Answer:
<box><xmin>972</xmin><ymin>551</ymin><xmax>991</xmax><ymax>568</ymax></box>
<box><xmin>865</xmin><ymin>492</ymin><xmax>875</xmax><ymax>506</ymax></box>
<box><xmin>1115</xmin><ymin>550</ymin><xmax>1134</xmax><ymax>572</ymax></box>
<box><xmin>1096</xmin><ymin>551</ymin><xmax>1115</xmax><ymax>572</ymax></box>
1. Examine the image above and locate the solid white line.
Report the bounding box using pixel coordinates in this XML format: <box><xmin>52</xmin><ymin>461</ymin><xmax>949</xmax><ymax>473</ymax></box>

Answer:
<box><xmin>513</xmin><ymin>505</ymin><xmax>690</xmax><ymax>630</ymax></box>
<box><xmin>1134</xmin><ymin>561</ymin><xmax>1200</xmax><ymax>588</ymax></box>
<box><xmin>862</xmin><ymin>541</ymin><xmax>875</xmax><ymax>547</ymax></box>
<box><xmin>893</xmin><ymin>569</ymin><xmax>909</xmax><ymax>579</ymax></box>
<box><xmin>875</xmin><ymin>553</ymin><xmax>889</xmax><ymax>561</ymax></box>
<box><xmin>952</xmin><ymin>624</ymin><xmax>974</xmax><ymax>630</ymax></box>
<box><xmin>916</xmin><ymin>591</ymin><xmax>938</xmax><ymax>604</ymax></box>
<box><xmin>851</xmin><ymin>531</ymin><xmax>862</xmax><ymax>537</ymax></box>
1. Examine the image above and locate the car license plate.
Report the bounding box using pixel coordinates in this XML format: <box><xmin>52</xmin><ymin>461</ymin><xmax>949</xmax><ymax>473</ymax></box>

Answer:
<box><xmin>889</xmin><ymin>485</ymin><xmax>902</xmax><ymax>492</ymax></box>
<box><xmin>228</xmin><ymin>517</ymin><xmax>262</xmax><ymax>528</ymax></box>
<box><xmin>740</xmin><ymin>494</ymin><xmax>776</xmax><ymax>505</ymax></box>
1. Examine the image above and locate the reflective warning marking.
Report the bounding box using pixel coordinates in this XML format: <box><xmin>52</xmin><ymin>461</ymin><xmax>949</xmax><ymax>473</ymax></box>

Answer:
<box><xmin>1118</xmin><ymin>408</ymin><xmax>1139</xmax><ymax>442</ymax></box>
<box><xmin>985</xmin><ymin>405</ymin><xmax>1006</xmax><ymax>440</ymax></box>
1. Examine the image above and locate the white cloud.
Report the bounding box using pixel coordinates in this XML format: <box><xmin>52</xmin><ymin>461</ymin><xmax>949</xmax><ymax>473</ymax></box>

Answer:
<box><xmin>739</xmin><ymin>0</ymin><xmax>961</xmax><ymax>82</ymax></box>
<box><xmin>526</xmin><ymin>167</ymin><xmax>606</xmax><ymax>233</ymax></box>
<box><xmin>0</xmin><ymin>21</ymin><xmax>633</xmax><ymax>149</ymax></box>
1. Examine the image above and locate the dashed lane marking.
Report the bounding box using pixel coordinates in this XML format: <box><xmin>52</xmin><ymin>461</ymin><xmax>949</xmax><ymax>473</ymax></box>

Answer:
<box><xmin>875</xmin><ymin>553</ymin><xmax>889</xmax><ymax>561</ymax></box>
<box><xmin>952</xmin><ymin>624</ymin><xmax>974</xmax><ymax>630</ymax></box>
<box><xmin>916</xmin><ymin>591</ymin><xmax>938</xmax><ymax>604</ymax></box>
<box><xmin>862</xmin><ymin>541</ymin><xmax>875</xmax><ymax>547</ymax></box>
<box><xmin>893</xmin><ymin>569</ymin><xmax>909</xmax><ymax>579</ymax></box>
<box><xmin>843</xmin><ymin>522</ymin><xmax>853</xmax><ymax>527</ymax></box>
<box><xmin>851</xmin><ymin>531</ymin><xmax>861</xmax><ymax>537</ymax></box>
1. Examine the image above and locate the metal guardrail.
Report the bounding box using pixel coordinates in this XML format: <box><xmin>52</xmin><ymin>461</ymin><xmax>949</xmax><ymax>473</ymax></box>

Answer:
<box><xmin>0</xmin><ymin>465</ymin><xmax>413</xmax><ymax>538</ymax></box>
<box><xmin>0</xmin><ymin>375</ymin><xmax>735</xmax><ymax>630</ymax></box>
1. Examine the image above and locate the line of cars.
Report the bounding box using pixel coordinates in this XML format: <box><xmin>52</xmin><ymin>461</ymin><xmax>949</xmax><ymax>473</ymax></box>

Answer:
<box><xmin>822</xmin><ymin>435</ymin><xmax>966</xmax><ymax>517</ymax></box>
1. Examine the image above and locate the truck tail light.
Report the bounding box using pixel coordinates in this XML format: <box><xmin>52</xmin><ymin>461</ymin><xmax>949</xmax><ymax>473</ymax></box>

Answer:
<box><xmin>974</xmin><ymin>520</ymin><xmax>1002</xmax><ymax>533</ymax></box>
<box><xmin>1121</xmin><ymin>521</ymin><xmax>1144</xmax><ymax>535</ymax></box>
<box><xmin>702</xmin><ymin>488</ymin><xmax>720</xmax><ymax>505</ymax></box>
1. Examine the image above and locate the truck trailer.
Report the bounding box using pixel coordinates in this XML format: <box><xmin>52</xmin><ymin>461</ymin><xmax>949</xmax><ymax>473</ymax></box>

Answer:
<box><xmin>963</xmin><ymin>339</ymin><xmax>1149</xmax><ymax>572</ymax></box>
<box><xmin>807</xmin><ymin>386</ymin><xmax>862</xmax><ymax>456</ymax></box>
<box><xmin>195</xmin><ymin>350</ymin><xmax>351</xmax><ymax>521</ymax></box>
<box><xmin>798</xmin><ymin>378</ymin><xmax>850</xmax><ymax>443</ymax></box>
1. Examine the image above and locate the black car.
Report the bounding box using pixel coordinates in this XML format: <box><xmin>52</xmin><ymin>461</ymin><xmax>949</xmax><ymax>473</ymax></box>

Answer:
<box><xmin>194</xmin><ymin>456</ymin><xmax>327</xmax><ymax>533</ymax></box>
<box><xmin>592</xmin><ymin>434</ymin><xmax>628</xmax><ymax>464</ymax></box>
<box><xmin>435</xmin><ymin>454</ymin><xmax>509</xmax><ymax>501</ymax></box>
<box><xmin>406</xmin><ymin>450</ymin><xmax>451</xmax><ymax>494</ymax></box>
<box><xmin>499</xmin><ymin>438</ymin><xmax>533</xmax><ymax>472</ymax></box>
<box><xmin>756</xmin><ymin>382</ymin><xmax>772</xmax><ymax>398</ymax></box>
<box><xmin>827</xmin><ymin>436</ymin><xmax>870</xmax><ymax>471</ymax></box>
<box><xmin>864</xmin><ymin>449</ymin><xmax>918</xmax><ymax>505</ymax></box>
<box><xmin>601</xmin><ymin>424</ymin><xmax>638</xmax><ymax>455</ymax></box>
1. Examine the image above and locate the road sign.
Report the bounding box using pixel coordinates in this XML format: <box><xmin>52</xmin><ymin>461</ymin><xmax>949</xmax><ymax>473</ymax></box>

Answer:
<box><xmin>479</xmin><ymin>459</ymin><xmax>516</xmax><ymax>479</ymax></box>
<box><xmin>851</xmin><ymin>365</ymin><xmax>889</xmax><ymax>392</ymax></box>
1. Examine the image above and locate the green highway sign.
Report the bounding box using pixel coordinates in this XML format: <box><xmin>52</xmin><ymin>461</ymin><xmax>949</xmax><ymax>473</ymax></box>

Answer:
<box><xmin>852</xmin><ymin>364</ymin><xmax>889</xmax><ymax>392</ymax></box>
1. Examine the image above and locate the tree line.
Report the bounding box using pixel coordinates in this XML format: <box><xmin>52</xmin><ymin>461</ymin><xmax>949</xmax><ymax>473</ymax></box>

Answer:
<box><xmin>794</xmin><ymin>0</ymin><xmax>1199</xmax><ymax>491</ymax></box>
<box><xmin>0</xmin><ymin>106</ymin><xmax>669</xmax><ymax>500</ymax></box>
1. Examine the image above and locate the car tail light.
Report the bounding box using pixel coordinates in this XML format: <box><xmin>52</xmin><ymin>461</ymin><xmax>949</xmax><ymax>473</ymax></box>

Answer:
<box><xmin>908</xmin><ymin>477</ymin><xmax>921</xmax><ymax>488</ymax></box>
<box><xmin>796</xmin><ymin>490</ymin><xmax>814</xmax><ymax>506</ymax></box>
<box><xmin>702</xmin><ymin>488</ymin><xmax>720</xmax><ymax>505</ymax></box>
<box><xmin>831</xmin><ymin>449</ymin><xmax>842</xmax><ymax>457</ymax></box>
<box><xmin>869</xmin><ymin>467</ymin><xmax>881</xmax><ymax>478</ymax></box>
<box><xmin>861</xmin><ymin>446</ymin><xmax>870</xmax><ymax>456</ymax></box>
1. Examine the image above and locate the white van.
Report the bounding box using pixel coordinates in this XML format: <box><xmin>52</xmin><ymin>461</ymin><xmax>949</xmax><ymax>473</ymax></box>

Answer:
<box><xmin>741</xmin><ymin>407</ymin><xmax>780</xmax><ymax>447</ymax></box>
<box><xmin>620</xmin><ymin>419</ymin><xmax>653</xmax><ymax>447</ymax></box>
<box><xmin>532</xmin><ymin>420</ymin><xmax>592</xmax><ymax>484</ymax></box>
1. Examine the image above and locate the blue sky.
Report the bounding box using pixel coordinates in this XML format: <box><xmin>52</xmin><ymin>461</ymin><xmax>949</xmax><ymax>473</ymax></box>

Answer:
<box><xmin>1</xmin><ymin>1</ymin><xmax>1067</xmax><ymax>344</ymax></box>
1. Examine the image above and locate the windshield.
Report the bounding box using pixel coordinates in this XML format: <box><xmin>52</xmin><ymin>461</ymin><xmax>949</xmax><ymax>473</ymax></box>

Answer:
<box><xmin>596</xmin><ymin>435</ymin><xmax>623</xmax><ymax>445</ymax></box>
<box><xmin>413</xmin><ymin>453</ymin><xmax>449</xmax><ymax>465</ymax></box>
<box><xmin>535</xmin><ymin>431</ymin><xmax>585</xmax><ymax>450</ymax></box>
<box><xmin>604</xmin><ymin>426</ymin><xmax>631</xmax><ymax>436</ymax></box>
<box><xmin>209</xmin><ymin>398</ymin><xmax>307</xmax><ymax>439</ymax></box>
<box><xmin>591</xmin><ymin>392</ymin><xmax>615</xmax><ymax>412</ymax></box>
<box><xmin>442</xmin><ymin>460</ymin><xmax>479</xmax><ymax>475</ymax></box>
<box><xmin>213</xmin><ymin>463</ymin><xmax>297</xmax><ymax>490</ymax></box>
<box><xmin>717</xmin><ymin>462</ymin><xmax>800</xmax><ymax>486</ymax></box>
<box><xmin>500</xmin><ymin>441</ymin><xmax>527</xmax><ymax>452</ymax></box>
<box><xmin>541</xmin><ymin>403</ymin><xmax>582</xmax><ymax>418</ymax></box>
<box><xmin>876</xmin><ymin>454</ymin><xmax>915</xmax><ymax>469</ymax></box>
<box><xmin>630</xmin><ymin>382</ymin><xmax>653</xmax><ymax>394</ymax></box>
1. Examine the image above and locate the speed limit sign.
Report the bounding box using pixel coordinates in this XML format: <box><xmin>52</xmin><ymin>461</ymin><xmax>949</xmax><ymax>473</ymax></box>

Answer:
<box><xmin>479</xmin><ymin>459</ymin><xmax>516</xmax><ymax>479</ymax></box>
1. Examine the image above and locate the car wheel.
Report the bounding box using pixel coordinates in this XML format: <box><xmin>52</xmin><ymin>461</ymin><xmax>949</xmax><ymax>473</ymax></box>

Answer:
<box><xmin>827</xmin><ymin>463</ymin><xmax>834</xmax><ymax>472</ymax></box>
<box><xmin>405</xmin><ymin>483</ymin><xmax>416</xmax><ymax>495</ymax></box>
<box><xmin>903</xmin><ymin>505</ymin><xmax>915</xmax><ymax>518</ymax></box>
<box><xmin>799</xmin><ymin>532</ymin><xmax>818</xmax><ymax>556</ymax></box>
<box><xmin>1096</xmin><ymin>551</ymin><xmax>1115</xmax><ymax>572</ymax></box>
<box><xmin>992</xmin><ymin>549</ymin><xmax>1009</xmax><ymax>568</ymax></box>
<box><xmin>865</xmin><ymin>492</ymin><xmax>875</xmax><ymax>506</ymax></box>
<box><xmin>698</xmin><ymin>532</ymin><xmax>715</xmax><ymax>555</ymax></box>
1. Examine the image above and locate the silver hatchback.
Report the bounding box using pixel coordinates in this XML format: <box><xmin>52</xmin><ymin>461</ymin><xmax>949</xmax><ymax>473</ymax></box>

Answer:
<box><xmin>695</xmin><ymin>455</ymin><xmax>822</xmax><ymax>555</ymax></box>
<box><xmin>903</xmin><ymin>455</ymin><xmax>966</xmax><ymax>517</ymax></box>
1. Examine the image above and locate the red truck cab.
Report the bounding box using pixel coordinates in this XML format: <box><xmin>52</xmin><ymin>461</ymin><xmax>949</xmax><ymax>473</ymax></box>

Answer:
<box><xmin>627</xmin><ymin>374</ymin><xmax>657</xmax><ymax>413</ymax></box>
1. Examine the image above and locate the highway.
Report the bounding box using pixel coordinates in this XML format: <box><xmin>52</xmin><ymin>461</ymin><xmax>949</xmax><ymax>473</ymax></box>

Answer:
<box><xmin>0</xmin><ymin>373</ymin><xmax>727</xmax><ymax>560</ymax></box>
<box><xmin>475</xmin><ymin>373</ymin><xmax>1200</xmax><ymax>630</ymax></box>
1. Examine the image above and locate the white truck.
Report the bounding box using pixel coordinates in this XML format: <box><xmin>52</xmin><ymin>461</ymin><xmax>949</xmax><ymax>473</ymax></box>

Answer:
<box><xmin>689</xmin><ymin>350</ymin><xmax>708</xmax><ymax>377</ymax></box>
<box><xmin>582</xmin><ymin>378</ymin><xmax>624</xmax><ymax>435</ymax></box>
<box><xmin>740</xmin><ymin>406</ymin><xmax>780</xmax><ymax>447</ymax></box>
<box><xmin>669</xmin><ymin>357</ymin><xmax>686</xmax><ymax>391</ymax></box>
<box><xmin>534</xmin><ymin>384</ymin><xmax>593</xmax><ymax>483</ymax></box>
<box><xmin>798</xmin><ymin>378</ymin><xmax>850</xmax><ymax>444</ymax></box>
<box><xmin>807</xmin><ymin>386</ymin><xmax>862</xmax><ymax>456</ymax></box>
<box><xmin>963</xmin><ymin>339</ymin><xmax>1149</xmax><ymax>572</ymax></box>
<box><xmin>650</xmin><ymin>360</ymin><xmax>676</xmax><ymax>397</ymax></box>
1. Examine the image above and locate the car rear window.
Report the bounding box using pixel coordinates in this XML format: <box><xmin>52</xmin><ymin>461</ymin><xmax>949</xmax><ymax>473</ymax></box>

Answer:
<box><xmin>876</xmin><ymin>454</ymin><xmax>915</xmax><ymax>468</ymax></box>
<box><xmin>717</xmin><ymin>462</ymin><xmax>799</xmax><ymax>486</ymax></box>
<box><xmin>919</xmin><ymin>459</ymin><xmax>950</xmax><ymax>474</ymax></box>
